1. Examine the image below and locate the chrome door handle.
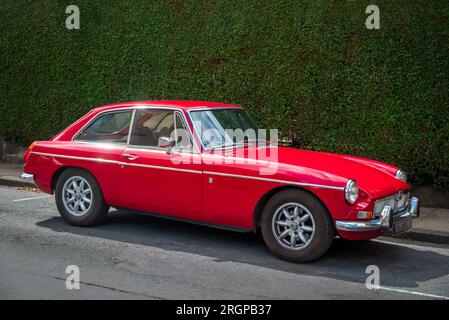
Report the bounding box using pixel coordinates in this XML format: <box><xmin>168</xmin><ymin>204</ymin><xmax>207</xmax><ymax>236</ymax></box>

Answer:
<box><xmin>122</xmin><ymin>153</ymin><xmax>139</xmax><ymax>160</ymax></box>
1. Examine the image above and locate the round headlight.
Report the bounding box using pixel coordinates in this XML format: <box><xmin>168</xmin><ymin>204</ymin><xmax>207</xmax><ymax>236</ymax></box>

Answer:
<box><xmin>345</xmin><ymin>179</ymin><xmax>359</xmax><ymax>204</ymax></box>
<box><xmin>395</xmin><ymin>169</ymin><xmax>407</xmax><ymax>182</ymax></box>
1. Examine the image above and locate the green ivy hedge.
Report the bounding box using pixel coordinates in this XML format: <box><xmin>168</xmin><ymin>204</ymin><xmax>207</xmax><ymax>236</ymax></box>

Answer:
<box><xmin>1</xmin><ymin>0</ymin><xmax>448</xmax><ymax>189</ymax></box>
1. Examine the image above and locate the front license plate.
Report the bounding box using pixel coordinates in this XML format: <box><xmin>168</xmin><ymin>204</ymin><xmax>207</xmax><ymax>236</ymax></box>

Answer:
<box><xmin>392</xmin><ymin>218</ymin><xmax>412</xmax><ymax>236</ymax></box>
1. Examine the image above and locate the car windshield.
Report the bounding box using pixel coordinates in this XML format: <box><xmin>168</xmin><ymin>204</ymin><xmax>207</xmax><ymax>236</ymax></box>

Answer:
<box><xmin>190</xmin><ymin>108</ymin><xmax>261</xmax><ymax>149</ymax></box>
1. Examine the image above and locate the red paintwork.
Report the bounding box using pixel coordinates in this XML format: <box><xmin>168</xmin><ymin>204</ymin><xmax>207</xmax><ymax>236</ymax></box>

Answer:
<box><xmin>23</xmin><ymin>101</ymin><xmax>410</xmax><ymax>240</ymax></box>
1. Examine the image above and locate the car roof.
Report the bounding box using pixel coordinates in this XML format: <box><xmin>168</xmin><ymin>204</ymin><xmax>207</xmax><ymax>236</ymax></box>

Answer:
<box><xmin>92</xmin><ymin>100</ymin><xmax>241</xmax><ymax>113</ymax></box>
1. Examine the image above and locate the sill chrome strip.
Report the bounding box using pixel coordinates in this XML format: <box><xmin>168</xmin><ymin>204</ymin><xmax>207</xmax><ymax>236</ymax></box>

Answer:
<box><xmin>203</xmin><ymin>171</ymin><xmax>344</xmax><ymax>190</ymax></box>
<box><xmin>30</xmin><ymin>151</ymin><xmax>202</xmax><ymax>175</ymax></box>
<box><xmin>123</xmin><ymin>162</ymin><xmax>202</xmax><ymax>174</ymax></box>
<box><xmin>30</xmin><ymin>151</ymin><xmax>344</xmax><ymax>190</ymax></box>
<box><xmin>31</xmin><ymin>151</ymin><xmax>119</xmax><ymax>164</ymax></box>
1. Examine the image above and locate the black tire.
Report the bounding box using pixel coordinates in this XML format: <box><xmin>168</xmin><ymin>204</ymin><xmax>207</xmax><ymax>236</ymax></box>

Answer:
<box><xmin>55</xmin><ymin>168</ymin><xmax>109</xmax><ymax>226</ymax></box>
<box><xmin>261</xmin><ymin>189</ymin><xmax>334</xmax><ymax>262</ymax></box>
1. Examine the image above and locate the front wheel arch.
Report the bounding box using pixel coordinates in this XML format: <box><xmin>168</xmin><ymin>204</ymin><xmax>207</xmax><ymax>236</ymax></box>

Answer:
<box><xmin>253</xmin><ymin>185</ymin><xmax>334</xmax><ymax>233</ymax></box>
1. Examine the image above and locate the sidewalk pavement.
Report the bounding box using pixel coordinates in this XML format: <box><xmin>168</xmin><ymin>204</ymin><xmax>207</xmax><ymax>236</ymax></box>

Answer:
<box><xmin>401</xmin><ymin>207</ymin><xmax>449</xmax><ymax>244</ymax></box>
<box><xmin>1</xmin><ymin>161</ymin><xmax>448</xmax><ymax>244</ymax></box>
<box><xmin>0</xmin><ymin>162</ymin><xmax>33</xmax><ymax>187</ymax></box>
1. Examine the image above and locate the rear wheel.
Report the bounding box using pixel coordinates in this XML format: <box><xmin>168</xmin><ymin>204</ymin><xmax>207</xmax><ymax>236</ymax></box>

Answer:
<box><xmin>55</xmin><ymin>168</ymin><xmax>109</xmax><ymax>226</ymax></box>
<box><xmin>261</xmin><ymin>189</ymin><xmax>334</xmax><ymax>262</ymax></box>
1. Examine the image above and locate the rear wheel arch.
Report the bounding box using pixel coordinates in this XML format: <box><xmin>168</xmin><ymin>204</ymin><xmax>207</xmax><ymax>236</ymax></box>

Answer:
<box><xmin>52</xmin><ymin>166</ymin><xmax>98</xmax><ymax>193</ymax></box>
<box><xmin>253</xmin><ymin>185</ymin><xmax>334</xmax><ymax>232</ymax></box>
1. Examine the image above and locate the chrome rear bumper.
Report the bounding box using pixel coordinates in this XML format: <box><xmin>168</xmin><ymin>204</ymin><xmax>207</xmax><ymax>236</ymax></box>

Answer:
<box><xmin>20</xmin><ymin>173</ymin><xmax>34</xmax><ymax>183</ymax></box>
<box><xmin>336</xmin><ymin>197</ymin><xmax>420</xmax><ymax>232</ymax></box>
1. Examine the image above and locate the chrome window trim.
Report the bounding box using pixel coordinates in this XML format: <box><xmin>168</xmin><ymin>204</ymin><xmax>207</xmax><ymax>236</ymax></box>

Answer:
<box><xmin>122</xmin><ymin>147</ymin><xmax>170</xmax><ymax>154</ymax></box>
<box><xmin>71</xmin><ymin>105</ymin><xmax>200</xmax><ymax>154</ymax></box>
<box><xmin>127</xmin><ymin>144</ymin><xmax>173</xmax><ymax>152</ymax></box>
<box><xmin>65</xmin><ymin>140</ymin><xmax>129</xmax><ymax>148</ymax></box>
<box><xmin>126</xmin><ymin>109</ymin><xmax>137</xmax><ymax>147</ymax></box>
<box><xmin>172</xmin><ymin>110</ymin><xmax>197</xmax><ymax>154</ymax></box>
<box><xmin>72</xmin><ymin>108</ymin><xmax>135</xmax><ymax>144</ymax></box>
<box><xmin>29</xmin><ymin>151</ymin><xmax>344</xmax><ymax>191</ymax></box>
<box><xmin>126</xmin><ymin>107</ymin><xmax>199</xmax><ymax>154</ymax></box>
<box><xmin>71</xmin><ymin>106</ymin><xmax>182</xmax><ymax>142</ymax></box>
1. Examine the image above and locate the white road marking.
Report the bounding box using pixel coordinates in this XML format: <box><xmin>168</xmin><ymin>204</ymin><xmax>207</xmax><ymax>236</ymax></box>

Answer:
<box><xmin>13</xmin><ymin>195</ymin><xmax>52</xmax><ymax>202</ymax></box>
<box><xmin>376</xmin><ymin>286</ymin><xmax>449</xmax><ymax>300</ymax></box>
<box><xmin>370</xmin><ymin>239</ymin><xmax>449</xmax><ymax>299</ymax></box>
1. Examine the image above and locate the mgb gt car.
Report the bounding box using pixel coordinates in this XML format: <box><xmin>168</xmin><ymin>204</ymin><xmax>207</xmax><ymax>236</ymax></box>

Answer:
<box><xmin>21</xmin><ymin>100</ymin><xmax>420</xmax><ymax>262</ymax></box>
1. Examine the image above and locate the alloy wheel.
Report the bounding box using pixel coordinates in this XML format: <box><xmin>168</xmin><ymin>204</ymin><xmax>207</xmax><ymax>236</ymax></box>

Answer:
<box><xmin>271</xmin><ymin>202</ymin><xmax>316</xmax><ymax>250</ymax></box>
<box><xmin>62</xmin><ymin>176</ymin><xmax>93</xmax><ymax>216</ymax></box>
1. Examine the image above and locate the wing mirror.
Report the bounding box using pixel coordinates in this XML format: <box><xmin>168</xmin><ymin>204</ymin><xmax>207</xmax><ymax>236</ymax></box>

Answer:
<box><xmin>159</xmin><ymin>136</ymin><xmax>182</xmax><ymax>154</ymax></box>
<box><xmin>158</xmin><ymin>136</ymin><xmax>173</xmax><ymax>148</ymax></box>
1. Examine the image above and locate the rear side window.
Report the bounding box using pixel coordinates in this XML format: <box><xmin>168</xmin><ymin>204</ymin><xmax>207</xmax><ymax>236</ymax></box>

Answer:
<box><xmin>75</xmin><ymin>111</ymin><xmax>132</xmax><ymax>144</ymax></box>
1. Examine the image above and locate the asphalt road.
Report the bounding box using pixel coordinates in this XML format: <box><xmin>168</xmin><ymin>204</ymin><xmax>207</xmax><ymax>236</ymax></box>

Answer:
<box><xmin>1</xmin><ymin>185</ymin><xmax>448</xmax><ymax>300</ymax></box>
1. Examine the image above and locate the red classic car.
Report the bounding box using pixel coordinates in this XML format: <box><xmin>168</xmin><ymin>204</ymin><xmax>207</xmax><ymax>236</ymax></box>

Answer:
<box><xmin>21</xmin><ymin>100</ymin><xmax>420</xmax><ymax>262</ymax></box>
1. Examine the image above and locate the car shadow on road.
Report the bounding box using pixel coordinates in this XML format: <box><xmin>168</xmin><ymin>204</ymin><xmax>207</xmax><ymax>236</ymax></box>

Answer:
<box><xmin>37</xmin><ymin>210</ymin><xmax>449</xmax><ymax>289</ymax></box>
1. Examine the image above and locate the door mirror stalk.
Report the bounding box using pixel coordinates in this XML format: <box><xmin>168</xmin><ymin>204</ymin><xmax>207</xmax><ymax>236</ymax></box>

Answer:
<box><xmin>163</xmin><ymin>136</ymin><xmax>182</xmax><ymax>154</ymax></box>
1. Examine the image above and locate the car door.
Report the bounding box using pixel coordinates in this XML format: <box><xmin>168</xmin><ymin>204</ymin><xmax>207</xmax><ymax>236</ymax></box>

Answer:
<box><xmin>117</xmin><ymin>108</ymin><xmax>202</xmax><ymax>219</ymax></box>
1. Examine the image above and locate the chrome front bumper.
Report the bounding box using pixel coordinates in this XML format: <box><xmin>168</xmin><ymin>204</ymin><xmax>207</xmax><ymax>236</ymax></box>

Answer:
<box><xmin>336</xmin><ymin>197</ymin><xmax>420</xmax><ymax>232</ymax></box>
<box><xmin>20</xmin><ymin>173</ymin><xmax>34</xmax><ymax>183</ymax></box>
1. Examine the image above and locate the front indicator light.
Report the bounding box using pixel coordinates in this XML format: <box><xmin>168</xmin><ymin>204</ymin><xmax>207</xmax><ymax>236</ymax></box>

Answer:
<box><xmin>357</xmin><ymin>211</ymin><xmax>373</xmax><ymax>220</ymax></box>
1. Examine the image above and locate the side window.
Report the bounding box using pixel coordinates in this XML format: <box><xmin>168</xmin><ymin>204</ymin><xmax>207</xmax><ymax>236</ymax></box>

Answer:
<box><xmin>75</xmin><ymin>111</ymin><xmax>132</xmax><ymax>144</ymax></box>
<box><xmin>130</xmin><ymin>109</ymin><xmax>175</xmax><ymax>148</ymax></box>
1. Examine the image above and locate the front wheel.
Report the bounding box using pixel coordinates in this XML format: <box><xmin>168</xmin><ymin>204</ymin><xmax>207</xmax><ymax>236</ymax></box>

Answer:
<box><xmin>55</xmin><ymin>168</ymin><xmax>109</xmax><ymax>226</ymax></box>
<box><xmin>261</xmin><ymin>189</ymin><xmax>334</xmax><ymax>262</ymax></box>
